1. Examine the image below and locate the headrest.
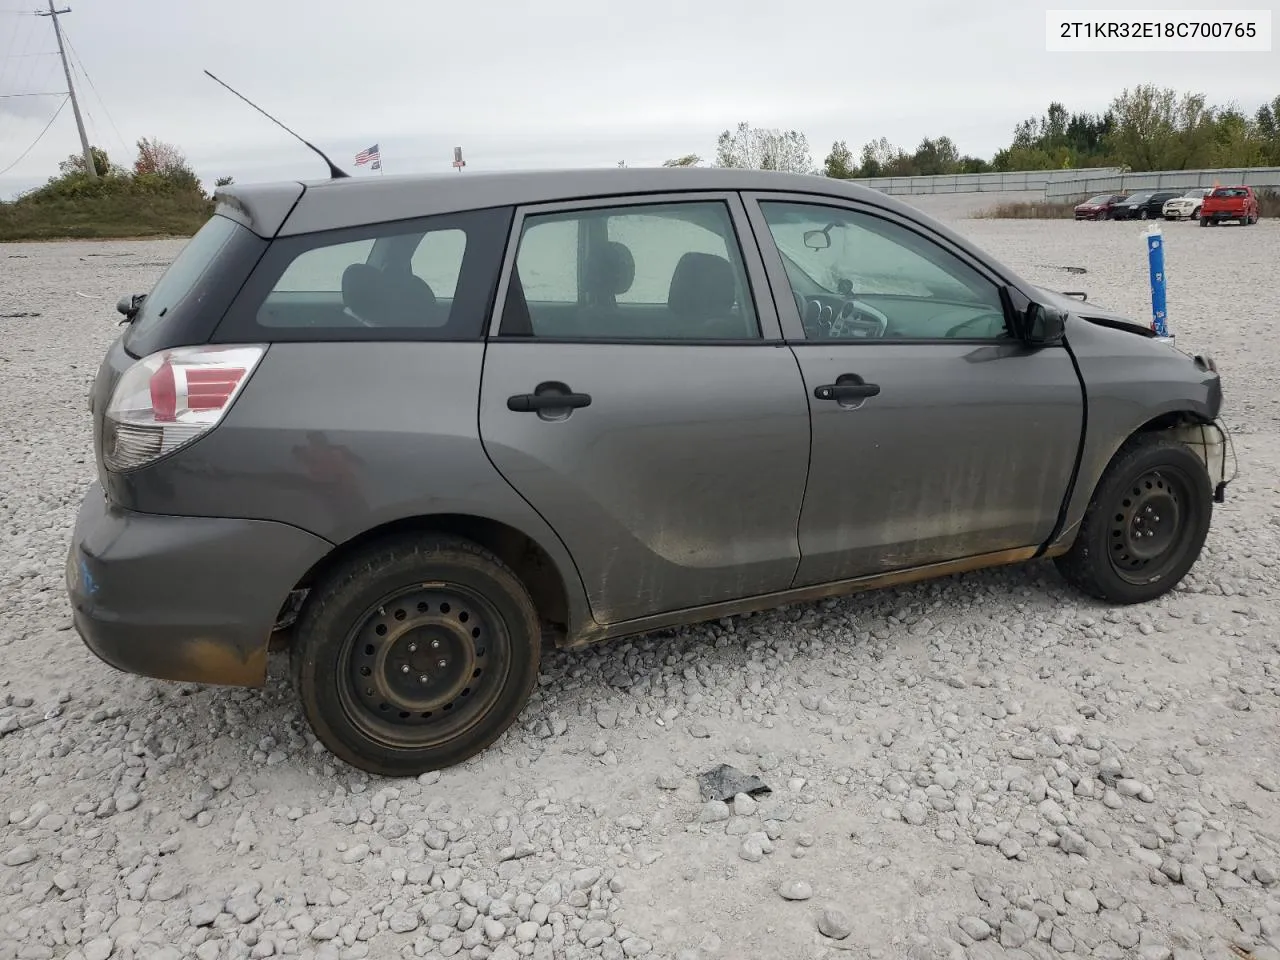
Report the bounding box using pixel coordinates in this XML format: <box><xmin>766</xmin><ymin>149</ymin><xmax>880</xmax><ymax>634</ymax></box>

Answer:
<box><xmin>584</xmin><ymin>241</ymin><xmax>635</xmax><ymax>299</ymax></box>
<box><xmin>341</xmin><ymin>263</ymin><xmax>384</xmax><ymax>323</ymax></box>
<box><xmin>341</xmin><ymin>263</ymin><xmax>438</xmax><ymax>326</ymax></box>
<box><xmin>668</xmin><ymin>251</ymin><xmax>736</xmax><ymax>319</ymax></box>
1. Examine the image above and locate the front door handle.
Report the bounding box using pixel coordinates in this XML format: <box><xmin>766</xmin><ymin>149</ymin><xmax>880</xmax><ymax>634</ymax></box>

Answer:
<box><xmin>507</xmin><ymin>390</ymin><xmax>592</xmax><ymax>412</ymax></box>
<box><xmin>814</xmin><ymin>374</ymin><xmax>880</xmax><ymax>403</ymax></box>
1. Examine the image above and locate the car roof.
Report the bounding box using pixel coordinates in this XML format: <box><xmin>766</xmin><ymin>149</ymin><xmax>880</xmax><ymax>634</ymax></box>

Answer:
<box><xmin>217</xmin><ymin>167</ymin><xmax>951</xmax><ymax>239</ymax></box>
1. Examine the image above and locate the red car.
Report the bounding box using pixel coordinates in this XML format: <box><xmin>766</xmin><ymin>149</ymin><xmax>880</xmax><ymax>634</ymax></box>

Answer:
<box><xmin>1199</xmin><ymin>186</ymin><xmax>1259</xmax><ymax>226</ymax></box>
<box><xmin>1074</xmin><ymin>194</ymin><xmax>1128</xmax><ymax>220</ymax></box>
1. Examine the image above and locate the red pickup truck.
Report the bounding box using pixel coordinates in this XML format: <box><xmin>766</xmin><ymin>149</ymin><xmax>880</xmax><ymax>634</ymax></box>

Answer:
<box><xmin>1200</xmin><ymin>186</ymin><xmax>1260</xmax><ymax>226</ymax></box>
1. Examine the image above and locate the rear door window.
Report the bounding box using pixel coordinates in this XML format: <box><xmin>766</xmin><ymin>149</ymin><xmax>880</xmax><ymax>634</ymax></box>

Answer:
<box><xmin>501</xmin><ymin>200</ymin><xmax>759</xmax><ymax>340</ymax></box>
<box><xmin>213</xmin><ymin>206</ymin><xmax>513</xmax><ymax>342</ymax></box>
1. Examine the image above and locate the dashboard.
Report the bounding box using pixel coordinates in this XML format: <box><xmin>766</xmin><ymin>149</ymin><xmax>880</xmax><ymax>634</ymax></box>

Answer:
<box><xmin>792</xmin><ymin>291</ymin><xmax>1010</xmax><ymax>341</ymax></box>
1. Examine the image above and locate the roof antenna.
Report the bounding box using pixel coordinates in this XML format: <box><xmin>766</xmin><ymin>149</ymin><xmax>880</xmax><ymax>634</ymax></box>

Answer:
<box><xmin>203</xmin><ymin>69</ymin><xmax>350</xmax><ymax>179</ymax></box>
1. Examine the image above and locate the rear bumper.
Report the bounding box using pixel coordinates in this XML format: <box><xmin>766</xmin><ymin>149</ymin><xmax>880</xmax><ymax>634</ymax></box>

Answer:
<box><xmin>65</xmin><ymin>482</ymin><xmax>332</xmax><ymax>687</ymax></box>
<box><xmin>1203</xmin><ymin>210</ymin><xmax>1248</xmax><ymax>221</ymax></box>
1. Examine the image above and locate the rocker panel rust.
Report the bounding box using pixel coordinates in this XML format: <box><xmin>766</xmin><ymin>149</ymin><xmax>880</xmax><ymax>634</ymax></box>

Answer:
<box><xmin>563</xmin><ymin>544</ymin><xmax>1054</xmax><ymax>650</ymax></box>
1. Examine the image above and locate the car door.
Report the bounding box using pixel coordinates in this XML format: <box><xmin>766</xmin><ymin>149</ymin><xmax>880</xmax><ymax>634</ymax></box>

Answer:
<box><xmin>742</xmin><ymin>192</ymin><xmax>1084</xmax><ymax>588</ymax></box>
<box><xmin>478</xmin><ymin>193</ymin><xmax>811</xmax><ymax>625</ymax></box>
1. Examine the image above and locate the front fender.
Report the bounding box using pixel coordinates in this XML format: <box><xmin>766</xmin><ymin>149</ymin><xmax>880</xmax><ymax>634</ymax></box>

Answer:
<box><xmin>1051</xmin><ymin>317</ymin><xmax>1222</xmax><ymax>550</ymax></box>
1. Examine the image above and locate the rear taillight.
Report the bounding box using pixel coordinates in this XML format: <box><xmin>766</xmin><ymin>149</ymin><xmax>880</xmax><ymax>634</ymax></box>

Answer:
<box><xmin>103</xmin><ymin>345</ymin><xmax>265</xmax><ymax>472</ymax></box>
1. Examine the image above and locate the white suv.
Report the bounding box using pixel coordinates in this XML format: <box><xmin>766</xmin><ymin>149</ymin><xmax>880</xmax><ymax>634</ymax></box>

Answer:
<box><xmin>1163</xmin><ymin>188</ymin><xmax>1212</xmax><ymax>221</ymax></box>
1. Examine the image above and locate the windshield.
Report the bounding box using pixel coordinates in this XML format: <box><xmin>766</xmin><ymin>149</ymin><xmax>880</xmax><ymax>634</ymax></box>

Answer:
<box><xmin>1125</xmin><ymin>193</ymin><xmax>1151</xmax><ymax>203</ymax></box>
<box><xmin>779</xmin><ymin>248</ymin><xmax>833</xmax><ymax>296</ymax></box>
<box><xmin>771</xmin><ymin>219</ymin><xmax>986</xmax><ymax>302</ymax></box>
<box><xmin>1084</xmin><ymin>195</ymin><xmax>1111</xmax><ymax>204</ymax></box>
<box><xmin>1184</xmin><ymin>189</ymin><xmax>1206</xmax><ymax>197</ymax></box>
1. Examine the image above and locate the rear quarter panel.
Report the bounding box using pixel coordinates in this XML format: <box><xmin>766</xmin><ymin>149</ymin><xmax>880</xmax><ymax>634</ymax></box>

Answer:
<box><xmin>104</xmin><ymin>342</ymin><xmax>594</xmax><ymax>635</ymax></box>
<box><xmin>1051</xmin><ymin>317</ymin><xmax>1222</xmax><ymax>550</ymax></box>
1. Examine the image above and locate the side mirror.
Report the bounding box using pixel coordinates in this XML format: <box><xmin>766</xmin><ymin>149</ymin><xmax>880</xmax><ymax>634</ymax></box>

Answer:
<box><xmin>1024</xmin><ymin>302</ymin><xmax>1066</xmax><ymax>343</ymax></box>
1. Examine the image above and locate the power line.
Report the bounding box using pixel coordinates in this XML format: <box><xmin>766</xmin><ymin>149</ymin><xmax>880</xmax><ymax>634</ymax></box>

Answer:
<box><xmin>0</xmin><ymin>91</ymin><xmax>63</xmax><ymax>97</ymax></box>
<box><xmin>0</xmin><ymin>11</ymin><xmax>42</xmax><ymax>145</ymax></box>
<box><xmin>33</xmin><ymin>1</ymin><xmax>95</xmax><ymax>178</ymax></box>
<box><xmin>0</xmin><ymin>9</ymin><xmax>38</xmax><ymax>95</ymax></box>
<box><xmin>0</xmin><ymin>93</ymin><xmax>68</xmax><ymax>176</ymax></box>
<box><xmin>60</xmin><ymin>22</ymin><xmax>126</xmax><ymax>157</ymax></box>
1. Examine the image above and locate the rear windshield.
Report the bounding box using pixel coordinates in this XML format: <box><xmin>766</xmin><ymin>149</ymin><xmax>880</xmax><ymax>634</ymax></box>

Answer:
<box><xmin>1211</xmin><ymin>187</ymin><xmax>1248</xmax><ymax>198</ymax></box>
<box><xmin>123</xmin><ymin>214</ymin><xmax>267</xmax><ymax>358</ymax></box>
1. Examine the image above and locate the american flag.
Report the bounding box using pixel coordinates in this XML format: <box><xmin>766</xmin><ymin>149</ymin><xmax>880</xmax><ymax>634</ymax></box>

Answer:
<box><xmin>354</xmin><ymin>143</ymin><xmax>380</xmax><ymax>166</ymax></box>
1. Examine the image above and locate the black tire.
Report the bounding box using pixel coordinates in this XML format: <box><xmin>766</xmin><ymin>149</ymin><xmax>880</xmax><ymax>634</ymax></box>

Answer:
<box><xmin>292</xmin><ymin>535</ymin><xmax>541</xmax><ymax>777</ymax></box>
<box><xmin>1200</xmin><ymin>217</ymin><xmax>1209</xmax><ymax>227</ymax></box>
<box><xmin>1139</xmin><ymin>208</ymin><xmax>1149</xmax><ymax>220</ymax></box>
<box><xmin>1054</xmin><ymin>435</ymin><xmax>1212</xmax><ymax>605</ymax></box>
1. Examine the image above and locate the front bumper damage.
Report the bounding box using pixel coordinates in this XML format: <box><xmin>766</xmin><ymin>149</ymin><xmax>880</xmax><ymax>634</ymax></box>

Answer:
<box><xmin>1168</xmin><ymin>419</ymin><xmax>1234</xmax><ymax>503</ymax></box>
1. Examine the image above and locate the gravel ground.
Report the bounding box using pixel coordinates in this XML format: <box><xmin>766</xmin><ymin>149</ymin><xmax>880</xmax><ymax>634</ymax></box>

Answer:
<box><xmin>2</xmin><ymin>200</ymin><xmax>1279</xmax><ymax>960</ymax></box>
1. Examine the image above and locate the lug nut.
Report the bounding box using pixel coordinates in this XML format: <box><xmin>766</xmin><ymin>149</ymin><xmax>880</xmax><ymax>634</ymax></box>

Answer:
<box><xmin>401</xmin><ymin>664</ymin><xmax>410</xmax><ymax>674</ymax></box>
<box><xmin>437</xmin><ymin>660</ymin><xmax>448</xmax><ymax>669</ymax></box>
<box><xmin>408</xmin><ymin>642</ymin><xmax>418</xmax><ymax>653</ymax></box>
<box><xmin>431</xmin><ymin>639</ymin><xmax>441</xmax><ymax>649</ymax></box>
<box><xmin>419</xmin><ymin>675</ymin><xmax>429</xmax><ymax>684</ymax></box>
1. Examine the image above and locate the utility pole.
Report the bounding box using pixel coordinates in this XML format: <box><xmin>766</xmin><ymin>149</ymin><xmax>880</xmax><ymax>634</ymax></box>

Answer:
<box><xmin>36</xmin><ymin>1</ymin><xmax>97</xmax><ymax>179</ymax></box>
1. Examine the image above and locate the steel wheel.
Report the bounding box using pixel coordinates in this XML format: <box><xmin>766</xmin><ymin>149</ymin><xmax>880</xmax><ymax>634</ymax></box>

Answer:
<box><xmin>1055</xmin><ymin>435</ymin><xmax>1212</xmax><ymax>605</ymax></box>
<box><xmin>339</xmin><ymin>584</ymin><xmax>507</xmax><ymax>749</ymax></box>
<box><xmin>292</xmin><ymin>534</ymin><xmax>542</xmax><ymax>776</ymax></box>
<box><xmin>1107</xmin><ymin>468</ymin><xmax>1194</xmax><ymax>584</ymax></box>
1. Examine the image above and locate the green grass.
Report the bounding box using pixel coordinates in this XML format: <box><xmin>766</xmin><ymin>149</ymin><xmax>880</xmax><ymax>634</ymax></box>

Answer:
<box><xmin>0</xmin><ymin>192</ymin><xmax>212</xmax><ymax>242</ymax></box>
<box><xmin>0</xmin><ymin>171</ymin><xmax>214</xmax><ymax>242</ymax></box>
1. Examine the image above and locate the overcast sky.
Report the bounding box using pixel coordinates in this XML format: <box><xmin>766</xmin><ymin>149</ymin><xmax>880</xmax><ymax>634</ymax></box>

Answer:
<box><xmin>1</xmin><ymin>0</ymin><xmax>1276</xmax><ymax>199</ymax></box>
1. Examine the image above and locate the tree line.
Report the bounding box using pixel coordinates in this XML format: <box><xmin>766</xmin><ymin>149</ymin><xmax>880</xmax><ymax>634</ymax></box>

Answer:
<box><xmin>666</xmin><ymin>85</ymin><xmax>1280</xmax><ymax>179</ymax></box>
<box><xmin>37</xmin><ymin>137</ymin><xmax>231</xmax><ymax>198</ymax></box>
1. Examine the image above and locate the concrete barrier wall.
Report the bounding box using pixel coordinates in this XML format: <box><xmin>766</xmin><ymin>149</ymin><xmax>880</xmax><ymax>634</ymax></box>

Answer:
<box><xmin>848</xmin><ymin>168</ymin><xmax>1122</xmax><ymax>195</ymax></box>
<box><xmin>1045</xmin><ymin>167</ymin><xmax>1280</xmax><ymax>200</ymax></box>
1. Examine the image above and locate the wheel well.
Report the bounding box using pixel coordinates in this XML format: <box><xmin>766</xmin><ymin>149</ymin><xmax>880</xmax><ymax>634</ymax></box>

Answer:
<box><xmin>1133</xmin><ymin>410</ymin><xmax>1214</xmax><ymax>434</ymax></box>
<box><xmin>284</xmin><ymin>515</ymin><xmax>571</xmax><ymax>639</ymax></box>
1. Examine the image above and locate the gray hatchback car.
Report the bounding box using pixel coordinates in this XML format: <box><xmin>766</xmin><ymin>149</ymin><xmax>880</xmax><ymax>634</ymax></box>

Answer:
<box><xmin>66</xmin><ymin>167</ymin><xmax>1230</xmax><ymax>776</ymax></box>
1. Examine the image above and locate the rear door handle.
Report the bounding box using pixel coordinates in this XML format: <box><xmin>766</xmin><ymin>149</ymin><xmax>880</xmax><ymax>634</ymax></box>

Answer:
<box><xmin>814</xmin><ymin>374</ymin><xmax>880</xmax><ymax>403</ymax></box>
<box><xmin>507</xmin><ymin>391</ymin><xmax>592</xmax><ymax>412</ymax></box>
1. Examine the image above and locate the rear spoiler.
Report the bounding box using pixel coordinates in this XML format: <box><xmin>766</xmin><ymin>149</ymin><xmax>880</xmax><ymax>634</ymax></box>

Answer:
<box><xmin>212</xmin><ymin>181</ymin><xmax>307</xmax><ymax>239</ymax></box>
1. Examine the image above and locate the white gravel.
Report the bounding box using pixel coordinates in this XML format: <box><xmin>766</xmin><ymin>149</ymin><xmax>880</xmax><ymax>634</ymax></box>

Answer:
<box><xmin>2</xmin><ymin>200</ymin><xmax>1279</xmax><ymax>960</ymax></box>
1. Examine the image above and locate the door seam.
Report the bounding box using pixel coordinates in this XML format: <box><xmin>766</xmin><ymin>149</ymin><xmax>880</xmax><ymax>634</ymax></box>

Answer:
<box><xmin>736</xmin><ymin>190</ymin><xmax>811</xmax><ymax>591</ymax></box>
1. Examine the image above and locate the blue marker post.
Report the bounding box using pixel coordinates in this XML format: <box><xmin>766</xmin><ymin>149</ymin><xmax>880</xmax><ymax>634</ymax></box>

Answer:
<box><xmin>1146</xmin><ymin>224</ymin><xmax>1170</xmax><ymax>338</ymax></box>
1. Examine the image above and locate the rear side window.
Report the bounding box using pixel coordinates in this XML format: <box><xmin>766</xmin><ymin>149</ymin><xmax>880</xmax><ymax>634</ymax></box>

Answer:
<box><xmin>213</xmin><ymin>206</ymin><xmax>513</xmax><ymax>342</ymax></box>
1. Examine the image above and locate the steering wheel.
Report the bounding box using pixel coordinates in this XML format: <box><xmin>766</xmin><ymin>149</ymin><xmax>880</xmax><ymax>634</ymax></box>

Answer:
<box><xmin>831</xmin><ymin>298</ymin><xmax>889</xmax><ymax>338</ymax></box>
<box><xmin>794</xmin><ymin>291</ymin><xmax>888</xmax><ymax>339</ymax></box>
